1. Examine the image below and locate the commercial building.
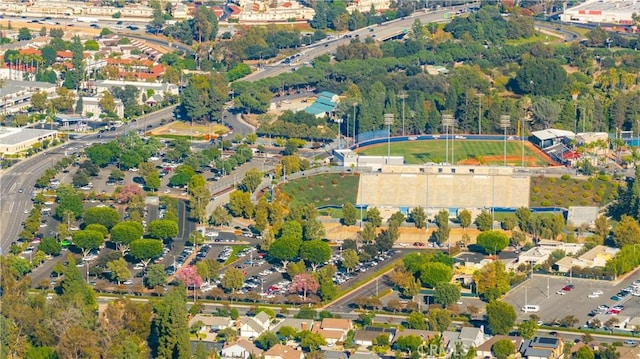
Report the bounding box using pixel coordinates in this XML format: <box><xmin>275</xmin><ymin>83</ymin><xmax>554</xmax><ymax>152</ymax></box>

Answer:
<box><xmin>0</xmin><ymin>127</ymin><xmax>58</xmax><ymax>155</ymax></box>
<box><xmin>560</xmin><ymin>0</ymin><xmax>640</xmax><ymax>25</ymax></box>
<box><xmin>0</xmin><ymin>80</ymin><xmax>57</xmax><ymax>114</ymax></box>
<box><xmin>93</xmin><ymin>80</ymin><xmax>178</xmax><ymax>105</ymax></box>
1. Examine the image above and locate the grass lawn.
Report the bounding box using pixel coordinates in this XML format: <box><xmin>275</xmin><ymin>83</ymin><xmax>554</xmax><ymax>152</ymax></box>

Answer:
<box><xmin>280</xmin><ymin>173</ymin><xmax>360</xmax><ymax>207</ymax></box>
<box><xmin>530</xmin><ymin>175</ymin><xmax>618</xmax><ymax>207</ymax></box>
<box><xmin>224</xmin><ymin>245</ymin><xmax>249</xmax><ymax>265</ymax></box>
<box><xmin>357</xmin><ymin>140</ymin><xmax>551</xmax><ymax>166</ymax></box>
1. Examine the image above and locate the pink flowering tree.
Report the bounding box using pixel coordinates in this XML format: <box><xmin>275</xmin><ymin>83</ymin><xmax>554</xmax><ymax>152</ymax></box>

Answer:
<box><xmin>290</xmin><ymin>273</ymin><xmax>319</xmax><ymax>301</ymax></box>
<box><xmin>116</xmin><ymin>184</ymin><xmax>145</xmax><ymax>203</ymax></box>
<box><xmin>176</xmin><ymin>265</ymin><xmax>203</xmax><ymax>299</ymax></box>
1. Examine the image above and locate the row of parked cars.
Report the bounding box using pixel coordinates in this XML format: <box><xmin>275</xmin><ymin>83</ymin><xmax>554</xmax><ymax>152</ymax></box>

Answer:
<box><xmin>217</xmin><ymin>246</ymin><xmax>233</xmax><ymax>262</ymax></box>
<box><xmin>611</xmin><ymin>280</ymin><xmax>640</xmax><ymax>301</ymax></box>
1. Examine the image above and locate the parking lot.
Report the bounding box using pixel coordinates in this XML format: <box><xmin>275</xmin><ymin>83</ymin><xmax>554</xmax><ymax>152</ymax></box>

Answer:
<box><xmin>504</xmin><ymin>272</ymin><xmax>640</xmax><ymax>326</ymax></box>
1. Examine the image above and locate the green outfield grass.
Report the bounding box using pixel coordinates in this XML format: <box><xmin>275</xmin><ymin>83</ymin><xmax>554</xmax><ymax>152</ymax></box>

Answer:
<box><xmin>357</xmin><ymin>140</ymin><xmax>552</xmax><ymax>166</ymax></box>
<box><xmin>280</xmin><ymin>173</ymin><xmax>360</xmax><ymax>207</ymax></box>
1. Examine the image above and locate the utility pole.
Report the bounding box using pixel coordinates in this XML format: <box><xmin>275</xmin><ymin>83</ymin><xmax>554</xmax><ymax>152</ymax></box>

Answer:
<box><xmin>398</xmin><ymin>91</ymin><xmax>408</xmax><ymax>136</ymax></box>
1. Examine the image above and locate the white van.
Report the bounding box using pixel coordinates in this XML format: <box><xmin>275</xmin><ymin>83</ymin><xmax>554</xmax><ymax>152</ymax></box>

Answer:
<box><xmin>521</xmin><ymin>305</ymin><xmax>540</xmax><ymax>313</ymax></box>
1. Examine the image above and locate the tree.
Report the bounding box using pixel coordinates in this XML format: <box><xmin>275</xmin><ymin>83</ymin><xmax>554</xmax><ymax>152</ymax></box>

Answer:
<box><xmin>210</xmin><ymin>206</ymin><xmax>232</xmax><ymax>227</ymax></box>
<box><xmin>227</xmin><ymin>190</ymin><xmax>254</xmax><ymax>218</ymax></box>
<box><xmin>518</xmin><ymin>320</ymin><xmax>539</xmax><ymax>340</ymax></box>
<box><xmin>426</xmin><ymin>308</ymin><xmax>452</xmax><ymax>332</ymax></box>
<box><xmin>367</xmin><ymin>207</ymin><xmax>382</xmax><ymax>227</ymax></box>
<box><xmin>475</xmin><ymin>210</ymin><xmax>493</xmax><ymax>232</ymax></box>
<box><xmin>433</xmin><ymin>282</ymin><xmax>461</xmax><ymax>307</ymax></box>
<box><xmin>514</xmin><ymin>57</ymin><xmax>567</xmax><ymax>96</ymax></box>
<box><xmin>72</xmin><ymin>230</ymin><xmax>104</xmax><ymax>258</ymax></box>
<box><xmin>269</xmin><ymin>236</ymin><xmax>302</xmax><ymax>268</ymax></box>
<box><xmin>342</xmin><ymin>203</ymin><xmax>357</xmax><ymax>226</ymax></box>
<box><xmin>291</xmin><ymin>273</ymin><xmax>319</xmax><ymax>301</ymax></box>
<box><xmin>613</xmin><ymin>215</ymin><xmax>640</xmax><ymax>248</ymax></box>
<box><xmin>255</xmin><ymin>332</ymin><xmax>279</xmax><ymax>350</ymax></box>
<box><xmin>594</xmin><ymin>215</ymin><xmax>610</xmax><ymax>238</ymax></box>
<box><xmin>486</xmin><ymin>300</ymin><xmax>517</xmax><ymax>335</ymax></box>
<box><xmin>410</xmin><ymin>206</ymin><xmax>427</xmax><ymax>229</ymax></box>
<box><xmin>473</xmin><ymin>260</ymin><xmax>510</xmax><ymax>299</ymax></box>
<box><xmin>221</xmin><ymin>268</ymin><xmax>244</xmax><ymax>293</ymax></box>
<box><xmin>107</xmin><ymin>258</ymin><xmax>132</xmax><ymax>284</ymax></box>
<box><xmin>476</xmin><ymin>231</ymin><xmax>510</xmax><ymax>254</ymax></box>
<box><xmin>434</xmin><ymin>209</ymin><xmax>450</xmax><ymax>244</ymax></box>
<box><xmin>129</xmin><ymin>239</ymin><xmax>163</xmax><ymax>267</ymax></box>
<box><xmin>84</xmin><ymin>206</ymin><xmax>120</xmax><ymax>230</ymax></box>
<box><xmin>458</xmin><ymin>210</ymin><xmax>472</xmax><ymax>230</ymax></box>
<box><xmin>278</xmin><ymin>325</ymin><xmax>297</xmax><ymax>341</ymax></box>
<box><xmin>176</xmin><ymin>265</ymin><xmax>203</xmax><ymax>291</ymax></box>
<box><xmin>341</xmin><ymin>248</ymin><xmax>359</xmax><ymax>272</ymax></box>
<box><xmin>297</xmin><ymin>330</ymin><xmax>326</xmax><ymax>351</ymax></box>
<box><xmin>406</xmin><ymin>311</ymin><xmax>427</xmax><ymax>330</ymax></box>
<box><xmin>396</xmin><ymin>335</ymin><xmax>423</xmax><ymax>354</ymax></box>
<box><xmin>145</xmin><ymin>172</ymin><xmax>161</xmax><ymax>192</ymax></box>
<box><xmin>99</xmin><ymin>91</ymin><xmax>117</xmax><ymax>115</ymax></box>
<box><xmin>55</xmin><ymin>185</ymin><xmax>84</xmax><ymax>219</ymax></box>
<box><xmin>420</xmin><ymin>262</ymin><xmax>453</xmax><ymax>288</ymax></box>
<box><xmin>575</xmin><ymin>346</ymin><xmax>595</xmax><ymax>359</ymax></box>
<box><xmin>110</xmin><ymin>221</ymin><xmax>144</xmax><ymax>255</ymax></box>
<box><xmin>300</xmin><ymin>240</ymin><xmax>332</xmax><ymax>271</ymax></box>
<box><xmin>17</xmin><ymin>27</ymin><xmax>31</xmax><ymax>41</ymax></box>
<box><xmin>150</xmin><ymin>288</ymin><xmax>191</xmax><ymax>358</ymax></box>
<box><xmin>178</xmin><ymin>72</ymin><xmax>228</xmax><ymax>122</ymax></box>
<box><xmin>38</xmin><ymin>237</ymin><xmax>62</xmax><ymax>256</ymax></box>
<box><xmin>145</xmin><ymin>263</ymin><xmax>167</xmax><ymax>288</ymax></box>
<box><xmin>240</xmin><ymin>168</ymin><xmax>263</xmax><ymax>193</ymax></box>
<box><xmin>196</xmin><ymin>259</ymin><xmax>220</xmax><ymax>285</ymax></box>
<box><xmin>147</xmin><ymin>219</ymin><xmax>179</xmax><ymax>240</ymax></box>
<box><xmin>492</xmin><ymin>339</ymin><xmax>516</xmax><ymax>359</ymax></box>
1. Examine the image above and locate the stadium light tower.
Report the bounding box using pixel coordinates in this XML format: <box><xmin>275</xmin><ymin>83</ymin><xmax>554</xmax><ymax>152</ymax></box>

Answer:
<box><xmin>521</xmin><ymin>115</ymin><xmax>532</xmax><ymax>168</ymax></box>
<box><xmin>442</xmin><ymin>114</ymin><xmax>454</xmax><ymax>164</ymax></box>
<box><xmin>477</xmin><ymin>93</ymin><xmax>484</xmax><ymax>135</ymax></box>
<box><xmin>500</xmin><ymin>115</ymin><xmax>511</xmax><ymax>166</ymax></box>
<box><xmin>384</xmin><ymin>113</ymin><xmax>395</xmax><ymax>164</ymax></box>
<box><xmin>397</xmin><ymin>91</ymin><xmax>408</xmax><ymax>136</ymax></box>
<box><xmin>352</xmin><ymin>102</ymin><xmax>358</xmax><ymax>145</ymax></box>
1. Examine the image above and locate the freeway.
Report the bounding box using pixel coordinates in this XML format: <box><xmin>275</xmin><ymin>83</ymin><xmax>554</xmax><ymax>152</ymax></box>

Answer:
<box><xmin>244</xmin><ymin>3</ymin><xmax>479</xmax><ymax>82</ymax></box>
<box><xmin>0</xmin><ymin>106</ymin><xmax>177</xmax><ymax>252</ymax></box>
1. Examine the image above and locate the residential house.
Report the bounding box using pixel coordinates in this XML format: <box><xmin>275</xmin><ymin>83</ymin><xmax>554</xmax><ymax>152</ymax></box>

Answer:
<box><xmin>353</xmin><ymin>328</ymin><xmax>395</xmax><ymax>347</ymax></box>
<box><xmin>221</xmin><ymin>338</ymin><xmax>263</xmax><ymax>359</ymax></box>
<box><xmin>520</xmin><ymin>336</ymin><xmax>564</xmax><ymax>359</ymax></box>
<box><xmin>392</xmin><ymin>329</ymin><xmax>440</xmax><ymax>344</ymax></box>
<box><xmin>264</xmin><ymin>344</ymin><xmax>304</xmax><ymax>359</ymax></box>
<box><xmin>189</xmin><ymin>314</ymin><xmax>234</xmax><ymax>333</ymax></box>
<box><xmin>190</xmin><ymin>341</ymin><xmax>224</xmax><ymax>356</ymax></box>
<box><xmin>442</xmin><ymin>327</ymin><xmax>486</xmax><ymax>352</ymax></box>
<box><xmin>323</xmin><ymin>351</ymin><xmax>349</xmax><ymax>359</ymax></box>
<box><xmin>476</xmin><ymin>335</ymin><xmax>524</xmax><ymax>359</ymax></box>
<box><xmin>616</xmin><ymin>344</ymin><xmax>640</xmax><ymax>359</ymax></box>
<box><xmin>239</xmin><ymin>312</ymin><xmax>271</xmax><ymax>338</ymax></box>
<box><xmin>554</xmin><ymin>245</ymin><xmax>620</xmax><ymax>273</ymax></box>
<box><xmin>518</xmin><ymin>247</ymin><xmax>551</xmax><ymax>266</ymax></box>
<box><xmin>312</xmin><ymin>318</ymin><xmax>353</xmax><ymax>344</ymax></box>
<box><xmin>537</xmin><ymin>239</ymin><xmax>584</xmax><ymax>255</ymax></box>
<box><xmin>272</xmin><ymin>318</ymin><xmax>316</xmax><ymax>334</ymax></box>
<box><xmin>349</xmin><ymin>352</ymin><xmax>382</xmax><ymax>359</ymax></box>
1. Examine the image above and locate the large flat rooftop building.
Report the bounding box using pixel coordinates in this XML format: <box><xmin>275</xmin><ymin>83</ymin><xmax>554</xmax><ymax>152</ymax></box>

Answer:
<box><xmin>560</xmin><ymin>0</ymin><xmax>640</xmax><ymax>25</ymax></box>
<box><xmin>0</xmin><ymin>127</ymin><xmax>58</xmax><ymax>155</ymax></box>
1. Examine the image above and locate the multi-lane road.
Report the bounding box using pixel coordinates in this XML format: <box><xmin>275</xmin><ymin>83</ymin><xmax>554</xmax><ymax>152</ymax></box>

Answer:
<box><xmin>0</xmin><ymin>106</ymin><xmax>177</xmax><ymax>252</ymax></box>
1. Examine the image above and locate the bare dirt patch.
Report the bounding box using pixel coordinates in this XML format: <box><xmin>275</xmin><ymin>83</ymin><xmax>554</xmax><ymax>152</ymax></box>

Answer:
<box><xmin>148</xmin><ymin>121</ymin><xmax>228</xmax><ymax>139</ymax></box>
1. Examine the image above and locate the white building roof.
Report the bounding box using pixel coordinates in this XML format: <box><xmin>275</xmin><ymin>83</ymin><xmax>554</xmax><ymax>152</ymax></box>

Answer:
<box><xmin>531</xmin><ymin>129</ymin><xmax>576</xmax><ymax>141</ymax></box>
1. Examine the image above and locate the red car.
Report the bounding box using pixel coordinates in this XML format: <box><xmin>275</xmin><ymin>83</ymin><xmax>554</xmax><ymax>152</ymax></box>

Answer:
<box><xmin>562</xmin><ymin>284</ymin><xmax>575</xmax><ymax>291</ymax></box>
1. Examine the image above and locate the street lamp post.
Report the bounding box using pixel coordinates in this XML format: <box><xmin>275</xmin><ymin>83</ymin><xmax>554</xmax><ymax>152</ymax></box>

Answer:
<box><xmin>384</xmin><ymin>113</ymin><xmax>394</xmax><ymax>164</ymax></box>
<box><xmin>442</xmin><ymin>114</ymin><xmax>454</xmax><ymax>164</ymax></box>
<box><xmin>336</xmin><ymin>117</ymin><xmax>343</xmax><ymax>150</ymax></box>
<box><xmin>398</xmin><ymin>91</ymin><xmax>408</xmax><ymax>136</ymax></box>
<box><xmin>500</xmin><ymin>115</ymin><xmax>511</xmax><ymax>166</ymax></box>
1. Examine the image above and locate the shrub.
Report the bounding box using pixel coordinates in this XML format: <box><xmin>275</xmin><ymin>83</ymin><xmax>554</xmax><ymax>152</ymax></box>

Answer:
<box><xmin>541</xmin><ymin>200</ymin><xmax>551</xmax><ymax>206</ymax></box>
<box><xmin>546</xmin><ymin>185</ymin><xmax>553</xmax><ymax>191</ymax></box>
<box><xmin>561</xmin><ymin>174</ymin><xmax>571</xmax><ymax>180</ymax></box>
<box><xmin>583</xmin><ymin>182</ymin><xmax>593</xmax><ymax>190</ymax></box>
<box><xmin>580</xmin><ymin>200</ymin><xmax>588</xmax><ymax>205</ymax></box>
<box><xmin>560</xmin><ymin>182</ymin><xmax>567</xmax><ymax>188</ymax></box>
<box><xmin>582</xmin><ymin>192</ymin><xmax>590</xmax><ymax>198</ymax></box>
<box><xmin>555</xmin><ymin>199</ymin><xmax>564</xmax><ymax>205</ymax></box>
<box><xmin>544</xmin><ymin>193</ymin><xmax>552</xmax><ymax>199</ymax></box>
<box><xmin>549</xmin><ymin>177</ymin><xmax>556</xmax><ymax>184</ymax></box>
<box><xmin>594</xmin><ymin>195</ymin><xmax>602</xmax><ymax>203</ymax></box>
<box><xmin>571</xmin><ymin>186</ymin><xmax>578</xmax><ymax>193</ymax></box>
<box><xmin>568</xmin><ymin>195</ymin><xmax>576</xmax><ymax>201</ymax></box>
<box><xmin>599</xmin><ymin>184</ymin><xmax>606</xmax><ymax>190</ymax></box>
<box><xmin>596</xmin><ymin>190</ymin><xmax>604</xmax><ymax>197</ymax></box>
<box><xmin>598</xmin><ymin>174</ymin><xmax>609</xmax><ymax>181</ymax></box>
<box><xmin>532</xmin><ymin>186</ymin><xmax>540</xmax><ymax>193</ymax></box>
<box><xmin>531</xmin><ymin>196</ymin><xmax>538</xmax><ymax>202</ymax></box>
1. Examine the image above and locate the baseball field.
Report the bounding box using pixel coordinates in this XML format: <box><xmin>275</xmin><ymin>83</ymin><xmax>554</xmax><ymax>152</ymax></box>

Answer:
<box><xmin>357</xmin><ymin>140</ymin><xmax>556</xmax><ymax>167</ymax></box>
